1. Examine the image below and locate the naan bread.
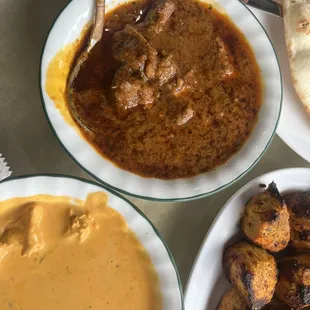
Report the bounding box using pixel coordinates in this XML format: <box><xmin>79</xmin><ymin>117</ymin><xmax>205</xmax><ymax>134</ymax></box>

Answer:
<box><xmin>283</xmin><ymin>0</ymin><xmax>310</xmax><ymax>116</ymax></box>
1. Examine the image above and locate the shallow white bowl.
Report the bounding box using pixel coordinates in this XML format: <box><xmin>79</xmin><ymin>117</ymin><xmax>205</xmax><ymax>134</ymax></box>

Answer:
<box><xmin>40</xmin><ymin>0</ymin><xmax>282</xmax><ymax>201</ymax></box>
<box><xmin>0</xmin><ymin>174</ymin><xmax>183</xmax><ymax>309</ymax></box>
<box><xmin>184</xmin><ymin>167</ymin><xmax>310</xmax><ymax>310</ymax></box>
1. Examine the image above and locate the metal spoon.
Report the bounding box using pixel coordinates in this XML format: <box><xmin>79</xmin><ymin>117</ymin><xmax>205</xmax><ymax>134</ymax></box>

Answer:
<box><xmin>67</xmin><ymin>0</ymin><xmax>106</xmax><ymax>132</ymax></box>
<box><xmin>240</xmin><ymin>0</ymin><xmax>283</xmax><ymax>17</ymax></box>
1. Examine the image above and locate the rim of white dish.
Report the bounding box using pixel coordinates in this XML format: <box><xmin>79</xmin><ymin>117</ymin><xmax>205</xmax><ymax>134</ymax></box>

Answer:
<box><xmin>248</xmin><ymin>8</ymin><xmax>310</xmax><ymax>165</ymax></box>
<box><xmin>39</xmin><ymin>0</ymin><xmax>283</xmax><ymax>202</ymax></box>
<box><xmin>184</xmin><ymin>167</ymin><xmax>310</xmax><ymax>309</ymax></box>
<box><xmin>0</xmin><ymin>174</ymin><xmax>184</xmax><ymax>310</ymax></box>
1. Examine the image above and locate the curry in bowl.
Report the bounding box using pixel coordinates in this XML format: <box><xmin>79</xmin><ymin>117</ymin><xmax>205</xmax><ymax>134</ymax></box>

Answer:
<box><xmin>46</xmin><ymin>0</ymin><xmax>262</xmax><ymax>179</ymax></box>
<box><xmin>0</xmin><ymin>192</ymin><xmax>162</xmax><ymax>309</ymax></box>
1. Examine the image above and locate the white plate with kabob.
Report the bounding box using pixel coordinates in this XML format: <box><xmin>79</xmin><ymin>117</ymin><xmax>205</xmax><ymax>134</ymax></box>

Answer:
<box><xmin>185</xmin><ymin>168</ymin><xmax>310</xmax><ymax>310</ymax></box>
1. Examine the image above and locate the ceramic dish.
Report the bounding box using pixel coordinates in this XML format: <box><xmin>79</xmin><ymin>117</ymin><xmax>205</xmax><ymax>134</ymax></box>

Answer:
<box><xmin>248</xmin><ymin>7</ymin><xmax>310</xmax><ymax>164</ymax></box>
<box><xmin>0</xmin><ymin>174</ymin><xmax>183</xmax><ymax>310</ymax></box>
<box><xmin>40</xmin><ymin>0</ymin><xmax>282</xmax><ymax>201</ymax></box>
<box><xmin>184</xmin><ymin>167</ymin><xmax>310</xmax><ymax>310</ymax></box>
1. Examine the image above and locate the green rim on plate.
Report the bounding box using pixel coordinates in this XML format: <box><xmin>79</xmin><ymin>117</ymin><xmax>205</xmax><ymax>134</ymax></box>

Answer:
<box><xmin>0</xmin><ymin>173</ymin><xmax>185</xmax><ymax>309</ymax></box>
<box><xmin>39</xmin><ymin>0</ymin><xmax>283</xmax><ymax>202</ymax></box>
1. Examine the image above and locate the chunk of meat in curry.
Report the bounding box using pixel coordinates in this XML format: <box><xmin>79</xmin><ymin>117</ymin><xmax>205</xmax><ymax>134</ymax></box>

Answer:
<box><xmin>215</xmin><ymin>37</ymin><xmax>235</xmax><ymax>79</ymax></box>
<box><xmin>113</xmin><ymin>25</ymin><xmax>158</xmax><ymax>75</ymax></box>
<box><xmin>113</xmin><ymin>20</ymin><xmax>180</xmax><ymax>112</ymax></box>
<box><xmin>144</xmin><ymin>0</ymin><xmax>176</xmax><ymax>35</ymax></box>
<box><xmin>113</xmin><ymin>65</ymin><xmax>155</xmax><ymax>110</ymax></box>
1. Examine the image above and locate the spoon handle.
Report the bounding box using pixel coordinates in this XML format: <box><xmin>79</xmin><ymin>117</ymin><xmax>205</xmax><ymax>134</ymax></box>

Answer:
<box><xmin>88</xmin><ymin>0</ymin><xmax>106</xmax><ymax>51</ymax></box>
<box><xmin>240</xmin><ymin>0</ymin><xmax>283</xmax><ymax>17</ymax></box>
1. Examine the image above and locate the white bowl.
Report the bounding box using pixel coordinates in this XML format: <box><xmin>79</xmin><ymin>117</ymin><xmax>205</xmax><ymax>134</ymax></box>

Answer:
<box><xmin>0</xmin><ymin>174</ymin><xmax>183</xmax><ymax>309</ymax></box>
<box><xmin>185</xmin><ymin>167</ymin><xmax>310</xmax><ymax>310</ymax></box>
<box><xmin>40</xmin><ymin>0</ymin><xmax>282</xmax><ymax>201</ymax></box>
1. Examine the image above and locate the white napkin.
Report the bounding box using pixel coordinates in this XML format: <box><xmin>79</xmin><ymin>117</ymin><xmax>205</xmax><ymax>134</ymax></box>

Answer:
<box><xmin>0</xmin><ymin>154</ymin><xmax>12</xmax><ymax>181</ymax></box>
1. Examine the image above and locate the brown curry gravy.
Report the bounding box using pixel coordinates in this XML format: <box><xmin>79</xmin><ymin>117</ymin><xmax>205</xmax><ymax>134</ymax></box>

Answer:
<box><xmin>0</xmin><ymin>193</ymin><xmax>162</xmax><ymax>310</ymax></box>
<box><xmin>49</xmin><ymin>0</ymin><xmax>262</xmax><ymax>179</ymax></box>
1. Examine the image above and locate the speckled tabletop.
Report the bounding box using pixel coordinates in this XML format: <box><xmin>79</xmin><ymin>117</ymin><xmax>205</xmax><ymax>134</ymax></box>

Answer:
<box><xmin>0</xmin><ymin>0</ymin><xmax>309</xmax><ymax>289</ymax></box>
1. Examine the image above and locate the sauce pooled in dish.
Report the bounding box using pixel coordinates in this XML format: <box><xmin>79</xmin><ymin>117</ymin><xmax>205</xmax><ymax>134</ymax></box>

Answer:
<box><xmin>0</xmin><ymin>193</ymin><xmax>162</xmax><ymax>310</ymax></box>
<box><xmin>47</xmin><ymin>0</ymin><xmax>262</xmax><ymax>179</ymax></box>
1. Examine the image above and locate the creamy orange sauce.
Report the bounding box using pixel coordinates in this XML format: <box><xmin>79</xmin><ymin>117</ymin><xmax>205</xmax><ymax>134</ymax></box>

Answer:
<box><xmin>0</xmin><ymin>193</ymin><xmax>162</xmax><ymax>310</ymax></box>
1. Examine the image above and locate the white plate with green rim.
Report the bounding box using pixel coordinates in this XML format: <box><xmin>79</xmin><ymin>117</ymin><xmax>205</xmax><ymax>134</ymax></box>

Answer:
<box><xmin>40</xmin><ymin>0</ymin><xmax>282</xmax><ymax>201</ymax></box>
<box><xmin>248</xmin><ymin>7</ymin><xmax>310</xmax><ymax>164</ymax></box>
<box><xmin>0</xmin><ymin>174</ymin><xmax>183</xmax><ymax>310</ymax></box>
<box><xmin>185</xmin><ymin>167</ymin><xmax>310</xmax><ymax>310</ymax></box>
